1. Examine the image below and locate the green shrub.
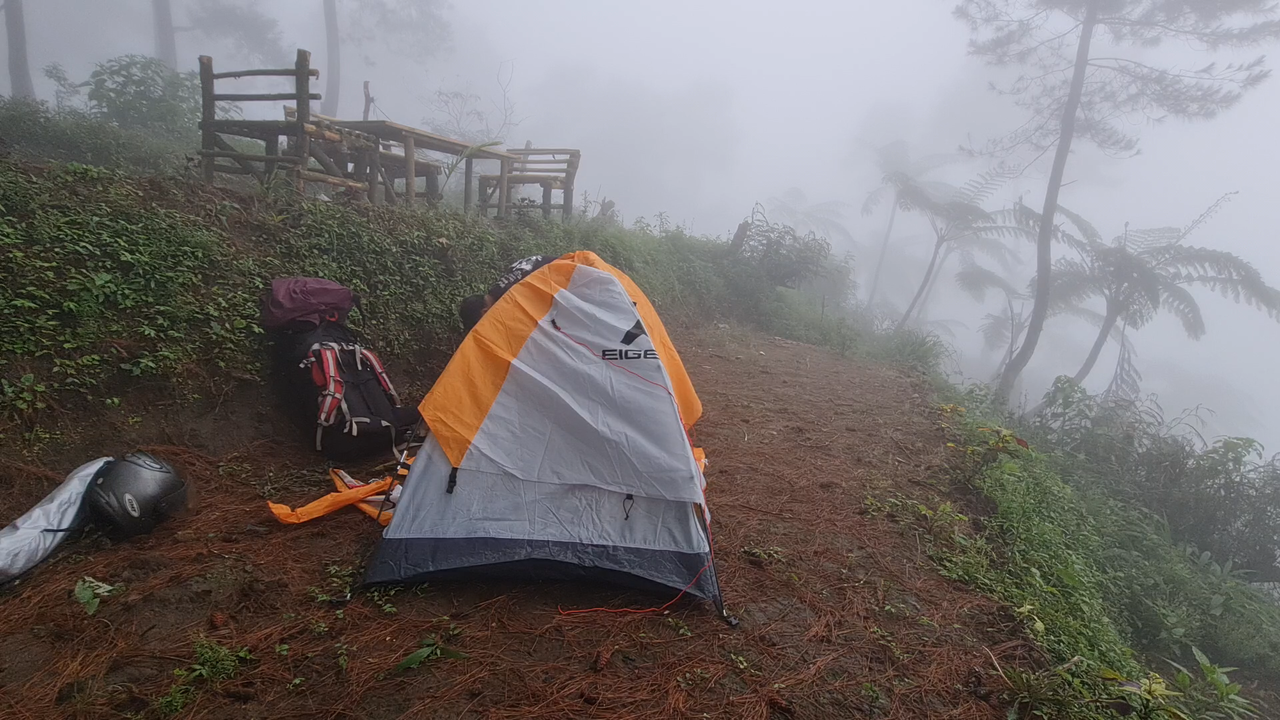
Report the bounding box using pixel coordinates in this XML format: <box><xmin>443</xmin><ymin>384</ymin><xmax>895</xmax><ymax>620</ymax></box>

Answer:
<box><xmin>45</xmin><ymin>55</ymin><xmax>221</xmax><ymax>138</ymax></box>
<box><xmin>0</xmin><ymin>157</ymin><xmax>933</xmax><ymax>426</ymax></box>
<box><xmin>1026</xmin><ymin>379</ymin><xmax>1280</xmax><ymax>605</ymax></box>
<box><xmin>0</xmin><ymin>98</ymin><xmax>190</xmax><ymax>173</ymax></box>
<box><xmin>937</xmin><ymin>395</ymin><xmax>1279</xmax><ymax>717</ymax></box>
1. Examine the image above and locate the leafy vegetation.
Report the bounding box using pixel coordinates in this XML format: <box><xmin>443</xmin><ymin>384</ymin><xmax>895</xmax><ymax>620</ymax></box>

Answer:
<box><xmin>0</xmin><ymin>53</ymin><xmax>247</xmax><ymax>175</ymax></box>
<box><xmin>0</xmin><ymin>137</ymin><xmax>942</xmax><ymax>430</ymax></box>
<box><xmin>156</xmin><ymin>637</ymin><xmax>254</xmax><ymax>716</ymax></box>
<box><xmin>0</xmin><ymin>162</ymin><xmax>255</xmax><ymax>427</ymax></box>
<box><xmin>1028</xmin><ymin>380</ymin><xmax>1280</xmax><ymax>596</ymax></box>
<box><xmin>933</xmin><ymin>390</ymin><xmax>1277</xmax><ymax>717</ymax></box>
<box><xmin>0</xmin><ymin>97</ymin><xmax>191</xmax><ymax>173</ymax></box>
<box><xmin>395</xmin><ymin>636</ymin><xmax>468</xmax><ymax>672</ymax></box>
<box><xmin>45</xmin><ymin>55</ymin><xmax>212</xmax><ymax>137</ymax></box>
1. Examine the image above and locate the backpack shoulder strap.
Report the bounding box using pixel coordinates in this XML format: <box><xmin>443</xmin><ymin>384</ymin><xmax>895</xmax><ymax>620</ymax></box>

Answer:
<box><xmin>358</xmin><ymin>347</ymin><xmax>401</xmax><ymax>406</ymax></box>
<box><xmin>311</xmin><ymin>343</ymin><xmax>348</xmax><ymax>451</ymax></box>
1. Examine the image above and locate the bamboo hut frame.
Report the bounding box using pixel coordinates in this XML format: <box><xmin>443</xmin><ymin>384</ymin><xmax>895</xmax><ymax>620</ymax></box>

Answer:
<box><xmin>198</xmin><ymin>49</ymin><xmax>577</xmax><ymax>218</ymax></box>
<box><xmin>198</xmin><ymin>49</ymin><xmax>381</xmax><ymax>199</ymax></box>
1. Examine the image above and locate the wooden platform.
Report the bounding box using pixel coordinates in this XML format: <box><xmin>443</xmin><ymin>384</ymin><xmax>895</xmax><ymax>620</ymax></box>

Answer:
<box><xmin>197</xmin><ymin>48</ymin><xmax>580</xmax><ymax>218</ymax></box>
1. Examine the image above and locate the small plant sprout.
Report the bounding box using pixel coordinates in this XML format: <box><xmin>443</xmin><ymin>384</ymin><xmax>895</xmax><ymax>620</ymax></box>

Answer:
<box><xmin>73</xmin><ymin>576</ymin><xmax>118</xmax><ymax>615</ymax></box>
<box><xmin>395</xmin><ymin>635</ymin><xmax>468</xmax><ymax>673</ymax></box>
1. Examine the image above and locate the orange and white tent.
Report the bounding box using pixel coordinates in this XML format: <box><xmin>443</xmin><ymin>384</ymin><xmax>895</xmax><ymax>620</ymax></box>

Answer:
<box><xmin>363</xmin><ymin>251</ymin><xmax>722</xmax><ymax>608</ymax></box>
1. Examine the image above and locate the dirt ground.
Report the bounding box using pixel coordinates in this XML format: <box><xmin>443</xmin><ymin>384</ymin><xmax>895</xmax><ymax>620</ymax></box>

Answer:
<box><xmin>0</xmin><ymin>327</ymin><xmax>1024</xmax><ymax>719</ymax></box>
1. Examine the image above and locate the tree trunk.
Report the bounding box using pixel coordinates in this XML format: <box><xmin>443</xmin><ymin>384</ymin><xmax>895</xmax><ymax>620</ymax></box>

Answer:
<box><xmin>897</xmin><ymin>240</ymin><xmax>944</xmax><ymax>331</ymax></box>
<box><xmin>1072</xmin><ymin>306</ymin><xmax>1120</xmax><ymax>385</ymax></box>
<box><xmin>996</xmin><ymin>1</ymin><xmax>1099</xmax><ymax>400</ymax></box>
<box><xmin>915</xmin><ymin>245</ymin><xmax>954</xmax><ymax>322</ymax></box>
<box><xmin>153</xmin><ymin>0</ymin><xmax>178</xmax><ymax>70</ymax></box>
<box><xmin>865</xmin><ymin>196</ymin><xmax>899</xmax><ymax>306</ymax></box>
<box><xmin>1103</xmin><ymin>324</ymin><xmax>1130</xmax><ymax>397</ymax></box>
<box><xmin>5</xmin><ymin>0</ymin><xmax>35</xmax><ymax>99</ymax></box>
<box><xmin>321</xmin><ymin>0</ymin><xmax>341</xmax><ymax>117</ymax></box>
<box><xmin>997</xmin><ymin>327</ymin><xmax>1017</xmax><ymax>380</ymax></box>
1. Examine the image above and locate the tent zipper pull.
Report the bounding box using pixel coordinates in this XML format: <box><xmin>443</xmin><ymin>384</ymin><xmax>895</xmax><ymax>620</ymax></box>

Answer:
<box><xmin>446</xmin><ymin>467</ymin><xmax>458</xmax><ymax>494</ymax></box>
<box><xmin>623</xmin><ymin>494</ymin><xmax>634</xmax><ymax>520</ymax></box>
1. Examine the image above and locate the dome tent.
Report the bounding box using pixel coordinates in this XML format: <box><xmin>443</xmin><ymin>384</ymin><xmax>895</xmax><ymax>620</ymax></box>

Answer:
<box><xmin>363</xmin><ymin>251</ymin><xmax>723</xmax><ymax>612</ymax></box>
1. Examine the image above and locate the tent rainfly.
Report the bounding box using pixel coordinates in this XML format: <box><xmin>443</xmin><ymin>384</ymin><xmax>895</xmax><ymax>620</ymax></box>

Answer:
<box><xmin>363</xmin><ymin>251</ymin><xmax>724</xmax><ymax>613</ymax></box>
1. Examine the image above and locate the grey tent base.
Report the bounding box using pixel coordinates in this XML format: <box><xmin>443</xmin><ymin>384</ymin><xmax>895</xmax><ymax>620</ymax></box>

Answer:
<box><xmin>363</xmin><ymin>536</ymin><xmax>723</xmax><ymax>609</ymax></box>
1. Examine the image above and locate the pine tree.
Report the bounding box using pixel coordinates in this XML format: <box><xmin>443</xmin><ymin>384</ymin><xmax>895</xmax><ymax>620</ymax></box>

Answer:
<box><xmin>954</xmin><ymin>0</ymin><xmax>1280</xmax><ymax>400</ymax></box>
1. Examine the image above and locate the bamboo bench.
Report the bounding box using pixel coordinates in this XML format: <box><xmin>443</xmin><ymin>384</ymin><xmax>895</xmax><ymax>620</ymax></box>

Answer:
<box><xmin>478</xmin><ymin>148</ymin><xmax>581</xmax><ymax>221</ymax></box>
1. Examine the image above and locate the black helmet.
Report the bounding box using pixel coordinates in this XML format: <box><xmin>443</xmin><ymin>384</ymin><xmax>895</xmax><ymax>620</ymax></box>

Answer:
<box><xmin>86</xmin><ymin>451</ymin><xmax>189</xmax><ymax>538</ymax></box>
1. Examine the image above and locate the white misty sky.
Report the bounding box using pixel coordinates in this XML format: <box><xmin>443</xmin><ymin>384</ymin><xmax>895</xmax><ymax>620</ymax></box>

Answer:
<box><xmin>18</xmin><ymin>0</ymin><xmax>1280</xmax><ymax>452</ymax></box>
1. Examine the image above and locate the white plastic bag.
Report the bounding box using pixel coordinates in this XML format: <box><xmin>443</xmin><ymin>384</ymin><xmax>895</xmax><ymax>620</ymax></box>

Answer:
<box><xmin>0</xmin><ymin>458</ymin><xmax>110</xmax><ymax>583</ymax></box>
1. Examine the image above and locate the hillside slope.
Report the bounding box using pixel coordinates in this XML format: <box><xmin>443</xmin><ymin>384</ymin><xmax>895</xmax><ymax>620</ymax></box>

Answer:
<box><xmin>0</xmin><ymin>328</ymin><xmax>1020</xmax><ymax>720</ymax></box>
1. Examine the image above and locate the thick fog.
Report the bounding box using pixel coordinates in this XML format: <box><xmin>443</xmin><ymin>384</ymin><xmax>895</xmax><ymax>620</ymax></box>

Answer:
<box><xmin>18</xmin><ymin>0</ymin><xmax>1280</xmax><ymax>452</ymax></box>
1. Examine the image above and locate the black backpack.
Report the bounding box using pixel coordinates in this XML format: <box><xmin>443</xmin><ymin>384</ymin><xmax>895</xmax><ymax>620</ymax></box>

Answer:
<box><xmin>262</xmin><ymin>280</ymin><xmax>418</xmax><ymax>461</ymax></box>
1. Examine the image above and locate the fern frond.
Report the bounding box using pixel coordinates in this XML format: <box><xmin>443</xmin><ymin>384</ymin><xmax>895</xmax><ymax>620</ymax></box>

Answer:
<box><xmin>1160</xmin><ymin>283</ymin><xmax>1207</xmax><ymax>339</ymax></box>
<box><xmin>1123</xmin><ymin>226</ymin><xmax>1184</xmax><ymax>249</ymax></box>
<box><xmin>1054</xmin><ymin>304</ymin><xmax>1110</xmax><ymax>326</ymax></box>
<box><xmin>1049</xmin><ymin>259</ymin><xmax>1103</xmax><ymax>306</ymax></box>
<box><xmin>1180</xmin><ymin>191</ymin><xmax>1238</xmax><ymax>240</ymax></box>
<box><xmin>862</xmin><ymin>184</ymin><xmax>894</xmax><ymax>216</ymax></box>
<box><xmin>955</xmin><ymin>264</ymin><xmax>1021</xmax><ymax>303</ymax></box>
<box><xmin>1054</xmin><ymin>204</ymin><xmax>1104</xmax><ymax>244</ymax></box>
<box><xmin>956</xmin><ymin>234</ymin><xmax>1022</xmax><ymax>272</ymax></box>
<box><xmin>979</xmin><ymin>312</ymin><xmax>1012</xmax><ymax>352</ymax></box>
<box><xmin>957</xmin><ymin>163</ymin><xmax>1020</xmax><ymax>205</ymax></box>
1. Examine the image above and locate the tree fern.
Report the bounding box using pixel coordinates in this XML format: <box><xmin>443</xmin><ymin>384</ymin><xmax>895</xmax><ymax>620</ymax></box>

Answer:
<box><xmin>1044</xmin><ymin>197</ymin><xmax>1279</xmax><ymax>386</ymax></box>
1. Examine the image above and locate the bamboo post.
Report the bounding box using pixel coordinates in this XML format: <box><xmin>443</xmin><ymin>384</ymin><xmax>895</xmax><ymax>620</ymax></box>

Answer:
<box><xmin>379</xmin><ymin>166</ymin><xmax>398</xmax><ymax>205</ymax></box>
<box><xmin>563</xmin><ymin>153</ymin><xmax>577</xmax><ymax>222</ymax></box>
<box><xmin>362</xmin><ymin>80</ymin><xmax>373</xmax><ymax>121</ymax></box>
<box><xmin>198</xmin><ymin>56</ymin><xmax>216</xmax><ymax>181</ymax></box>
<box><xmin>309</xmin><ymin>145</ymin><xmax>342</xmax><ymax>177</ymax></box>
<box><xmin>369</xmin><ymin>145</ymin><xmax>382</xmax><ymax>205</ymax></box>
<box><xmin>350</xmin><ymin>151</ymin><xmax>366</xmax><ymax>202</ymax></box>
<box><xmin>542</xmin><ymin>182</ymin><xmax>553</xmax><ymax>219</ymax></box>
<box><xmin>404</xmin><ymin>135</ymin><xmax>416</xmax><ymax>205</ymax></box>
<box><xmin>463</xmin><ymin>157</ymin><xmax>474</xmax><ymax>212</ymax></box>
<box><xmin>264</xmin><ymin>134</ymin><xmax>279</xmax><ymax>178</ymax></box>
<box><xmin>425</xmin><ymin>165</ymin><xmax>440</xmax><ymax>203</ymax></box>
<box><xmin>497</xmin><ymin>159</ymin><xmax>510</xmax><ymax>218</ymax></box>
<box><xmin>293</xmin><ymin>49</ymin><xmax>312</xmax><ymax>195</ymax></box>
